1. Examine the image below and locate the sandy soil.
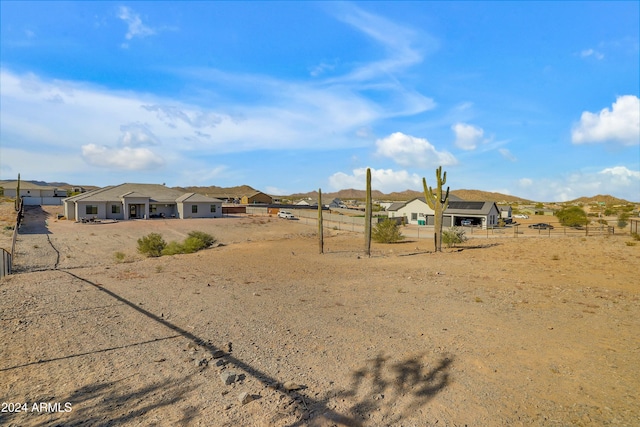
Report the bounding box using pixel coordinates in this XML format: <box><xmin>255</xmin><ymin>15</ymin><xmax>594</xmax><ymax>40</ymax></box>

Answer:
<box><xmin>1</xmin><ymin>204</ymin><xmax>639</xmax><ymax>426</ymax></box>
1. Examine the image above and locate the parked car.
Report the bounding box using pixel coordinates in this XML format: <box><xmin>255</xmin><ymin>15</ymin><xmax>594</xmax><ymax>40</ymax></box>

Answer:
<box><xmin>277</xmin><ymin>210</ymin><xmax>295</xmax><ymax>219</ymax></box>
<box><xmin>461</xmin><ymin>219</ymin><xmax>472</xmax><ymax>226</ymax></box>
<box><xmin>513</xmin><ymin>214</ymin><xmax>529</xmax><ymax>219</ymax></box>
<box><xmin>528</xmin><ymin>223</ymin><xmax>554</xmax><ymax>229</ymax></box>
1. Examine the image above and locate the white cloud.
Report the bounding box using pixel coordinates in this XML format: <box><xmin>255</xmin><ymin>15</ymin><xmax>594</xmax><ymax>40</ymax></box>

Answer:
<box><xmin>572</xmin><ymin>95</ymin><xmax>640</xmax><ymax>146</ymax></box>
<box><xmin>599</xmin><ymin>166</ymin><xmax>640</xmax><ymax>185</ymax></box>
<box><xmin>329</xmin><ymin>167</ymin><xmax>422</xmax><ymax>193</ymax></box>
<box><xmin>264</xmin><ymin>186</ymin><xmax>288</xmax><ymax>196</ymax></box>
<box><xmin>375</xmin><ymin>132</ymin><xmax>457</xmax><ymax>168</ymax></box>
<box><xmin>452</xmin><ymin>123</ymin><xmax>484</xmax><ymax>150</ymax></box>
<box><xmin>119</xmin><ymin>123</ymin><xmax>160</xmax><ymax>146</ymax></box>
<box><xmin>515</xmin><ymin>166</ymin><xmax>640</xmax><ymax>202</ymax></box>
<box><xmin>117</xmin><ymin>6</ymin><xmax>156</xmax><ymax>47</ymax></box>
<box><xmin>82</xmin><ymin>144</ymin><xmax>164</xmax><ymax>170</ymax></box>
<box><xmin>580</xmin><ymin>48</ymin><xmax>604</xmax><ymax>60</ymax></box>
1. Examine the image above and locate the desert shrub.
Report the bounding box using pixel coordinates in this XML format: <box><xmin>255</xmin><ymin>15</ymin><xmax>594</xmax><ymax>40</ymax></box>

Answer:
<box><xmin>617</xmin><ymin>212</ymin><xmax>630</xmax><ymax>228</ymax></box>
<box><xmin>556</xmin><ymin>206</ymin><xmax>588</xmax><ymax>227</ymax></box>
<box><xmin>182</xmin><ymin>236</ymin><xmax>208</xmax><ymax>253</ymax></box>
<box><xmin>632</xmin><ymin>232</ymin><xmax>640</xmax><ymax>241</ymax></box>
<box><xmin>161</xmin><ymin>240</ymin><xmax>185</xmax><ymax>256</ymax></box>
<box><xmin>187</xmin><ymin>231</ymin><xmax>216</xmax><ymax>248</ymax></box>
<box><xmin>137</xmin><ymin>233</ymin><xmax>166</xmax><ymax>257</ymax></box>
<box><xmin>442</xmin><ymin>227</ymin><xmax>468</xmax><ymax>248</ymax></box>
<box><xmin>372</xmin><ymin>219</ymin><xmax>404</xmax><ymax>243</ymax></box>
<box><xmin>114</xmin><ymin>251</ymin><xmax>126</xmax><ymax>262</ymax></box>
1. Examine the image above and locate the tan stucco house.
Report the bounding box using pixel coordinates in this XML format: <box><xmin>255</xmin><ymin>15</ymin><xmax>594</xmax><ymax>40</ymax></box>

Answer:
<box><xmin>63</xmin><ymin>183</ymin><xmax>223</xmax><ymax>221</ymax></box>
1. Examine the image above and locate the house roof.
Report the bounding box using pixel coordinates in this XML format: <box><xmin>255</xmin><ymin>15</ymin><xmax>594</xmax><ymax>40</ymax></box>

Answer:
<box><xmin>176</xmin><ymin>192</ymin><xmax>222</xmax><ymax>203</ymax></box>
<box><xmin>0</xmin><ymin>180</ymin><xmax>60</xmax><ymax>191</ymax></box>
<box><xmin>64</xmin><ymin>183</ymin><xmax>222</xmax><ymax>204</ymax></box>
<box><xmin>386</xmin><ymin>194</ymin><xmax>464</xmax><ymax>211</ymax></box>
<box><xmin>446</xmin><ymin>201</ymin><xmax>499</xmax><ymax>215</ymax></box>
<box><xmin>386</xmin><ymin>196</ymin><xmax>498</xmax><ymax>216</ymax></box>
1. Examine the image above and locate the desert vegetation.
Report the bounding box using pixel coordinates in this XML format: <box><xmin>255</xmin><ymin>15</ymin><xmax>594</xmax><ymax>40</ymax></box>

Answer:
<box><xmin>137</xmin><ymin>230</ymin><xmax>216</xmax><ymax>257</ymax></box>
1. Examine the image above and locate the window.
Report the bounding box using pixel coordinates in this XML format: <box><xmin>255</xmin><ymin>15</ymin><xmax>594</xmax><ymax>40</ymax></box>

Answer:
<box><xmin>150</xmin><ymin>205</ymin><xmax>157</xmax><ymax>213</ymax></box>
<box><xmin>86</xmin><ymin>205</ymin><xmax>98</xmax><ymax>215</ymax></box>
<box><xmin>210</xmin><ymin>205</ymin><xmax>217</xmax><ymax>213</ymax></box>
<box><xmin>192</xmin><ymin>205</ymin><xmax>198</xmax><ymax>214</ymax></box>
<box><xmin>411</xmin><ymin>213</ymin><xmax>418</xmax><ymax>221</ymax></box>
<box><xmin>111</xmin><ymin>205</ymin><xmax>121</xmax><ymax>214</ymax></box>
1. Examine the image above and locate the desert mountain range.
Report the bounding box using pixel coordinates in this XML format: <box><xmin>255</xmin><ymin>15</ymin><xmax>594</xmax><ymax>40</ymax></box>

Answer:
<box><xmin>2</xmin><ymin>180</ymin><xmax>636</xmax><ymax>205</ymax></box>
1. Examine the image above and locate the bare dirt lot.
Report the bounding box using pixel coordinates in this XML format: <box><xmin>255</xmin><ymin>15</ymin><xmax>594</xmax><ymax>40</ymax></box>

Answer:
<box><xmin>1</xmin><ymin>204</ymin><xmax>639</xmax><ymax>426</ymax></box>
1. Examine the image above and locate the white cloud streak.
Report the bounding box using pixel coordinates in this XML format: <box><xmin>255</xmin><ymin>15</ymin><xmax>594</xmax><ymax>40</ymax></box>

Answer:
<box><xmin>118</xmin><ymin>6</ymin><xmax>156</xmax><ymax>41</ymax></box>
<box><xmin>572</xmin><ymin>95</ymin><xmax>640</xmax><ymax>146</ymax></box>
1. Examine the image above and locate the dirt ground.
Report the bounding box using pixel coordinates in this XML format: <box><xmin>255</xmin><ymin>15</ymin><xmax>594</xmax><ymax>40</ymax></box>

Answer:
<box><xmin>1</xmin><ymin>204</ymin><xmax>639</xmax><ymax>426</ymax></box>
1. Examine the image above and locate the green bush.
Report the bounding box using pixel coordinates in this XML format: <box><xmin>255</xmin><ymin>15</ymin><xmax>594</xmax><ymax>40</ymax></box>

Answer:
<box><xmin>161</xmin><ymin>240</ymin><xmax>185</xmax><ymax>256</ymax></box>
<box><xmin>187</xmin><ymin>231</ymin><xmax>216</xmax><ymax>248</ymax></box>
<box><xmin>442</xmin><ymin>227</ymin><xmax>468</xmax><ymax>248</ymax></box>
<box><xmin>138</xmin><ymin>231</ymin><xmax>216</xmax><ymax>257</ymax></box>
<box><xmin>137</xmin><ymin>233</ymin><xmax>166</xmax><ymax>257</ymax></box>
<box><xmin>372</xmin><ymin>219</ymin><xmax>404</xmax><ymax>243</ymax></box>
<box><xmin>556</xmin><ymin>206</ymin><xmax>588</xmax><ymax>227</ymax></box>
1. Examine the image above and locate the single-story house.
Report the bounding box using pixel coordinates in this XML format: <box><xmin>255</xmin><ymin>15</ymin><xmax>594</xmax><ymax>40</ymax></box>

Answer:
<box><xmin>328</xmin><ymin>198</ymin><xmax>346</xmax><ymax>209</ymax></box>
<box><xmin>241</xmin><ymin>191</ymin><xmax>273</xmax><ymax>205</ymax></box>
<box><xmin>498</xmin><ymin>205</ymin><xmax>513</xmax><ymax>221</ymax></box>
<box><xmin>0</xmin><ymin>180</ymin><xmax>67</xmax><ymax>205</ymax></box>
<box><xmin>63</xmin><ymin>183</ymin><xmax>223</xmax><ymax>221</ymax></box>
<box><xmin>295</xmin><ymin>198</ymin><xmax>318</xmax><ymax>206</ymax></box>
<box><xmin>387</xmin><ymin>196</ymin><xmax>501</xmax><ymax>228</ymax></box>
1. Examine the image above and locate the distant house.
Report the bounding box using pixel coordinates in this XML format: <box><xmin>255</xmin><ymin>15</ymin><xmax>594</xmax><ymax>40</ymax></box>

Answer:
<box><xmin>387</xmin><ymin>195</ymin><xmax>501</xmax><ymax>228</ymax></box>
<box><xmin>0</xmin><ymin>180</ymin><xmax>66</xmax><ymax>205</ymax></box>
<box><xmin>63</xmin><ymin>183</ymin><xmax>223</xmax><ymax>221</ymax></box>
<box><xmin>328</xmin><ymin>198</ymin><xmax>346</xmax><ymax>209</ymax></box>
<box><xmin>295</xmin><ymin>198</ymin><xmax>318</xmax><ymax>206</ymax></box>
<box><xmin>498</xmin><ymin>205</ymin><xmax>513</xmax><ymax>221</ymax></box>
<box><xmin>241</xmin><ymin>191</ymin><xmax>273</xmax><ymax>205</ymax></box>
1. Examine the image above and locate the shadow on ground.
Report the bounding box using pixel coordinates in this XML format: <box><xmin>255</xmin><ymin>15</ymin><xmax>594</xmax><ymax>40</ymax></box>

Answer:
<box><xmin>51</xmin><ymin>270</ymin><xmax>452</xmax><ymax>426</ymax></box>
<box><xmin>17</xmin><ymin>206</ymin><xmax>52</xmax><ymax>235</ymax></box>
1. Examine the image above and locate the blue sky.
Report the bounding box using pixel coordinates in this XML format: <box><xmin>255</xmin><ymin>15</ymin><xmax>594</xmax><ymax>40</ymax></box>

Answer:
<box><xmin>1</xmin><ymin>1</ymin><xmax>638</xmax><ymax>201</ymax></box>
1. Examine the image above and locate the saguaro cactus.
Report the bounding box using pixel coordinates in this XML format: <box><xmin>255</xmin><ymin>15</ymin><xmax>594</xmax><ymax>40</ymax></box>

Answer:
<box><xmin>423</xmin><ymin>166</ymin><xmax>450</xmax><ymax>252</ymax></box>
<box><xmin>364</xmin><ymin>168</ymin><xmax>372</xmax><ymax>257</ymax></box>
<box><xmin>318</xmin><ymin>188</ymin><xmax>324</xmax><ymax>254</ymax></box>
<box><xmin>15</xmin><ymin>173</ymin><xmax>21</xmax><ymax>211</ymax></box>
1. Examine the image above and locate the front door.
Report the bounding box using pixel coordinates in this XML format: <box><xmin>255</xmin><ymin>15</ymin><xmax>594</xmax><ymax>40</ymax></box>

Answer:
<box><xmin>130</xmin><ymin>204</ymin><xmax>137</xmax><ymax>218</ymax></box>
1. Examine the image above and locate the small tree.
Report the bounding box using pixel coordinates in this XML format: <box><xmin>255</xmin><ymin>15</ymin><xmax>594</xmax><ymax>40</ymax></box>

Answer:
<box><xmin>372</xmin><ymin>219</ymin><xmax>404</xmax><ymax>243</ymax></box>
<box><xmin>556</xmin><ymin>206</ymin><xmax>588</xmax><ymax>227</ymax></box>
<box><xmin>137</xmin><ymin>233</ymin><xmax>166</xmax><ymax>257</ymax></box>
<box><xmin>442</xmin><ymin>227</ymin><xmax>468</xmax><ymax>248</ymax></box>
<box><xmin>617</xmin><ymin>212</ymin><xmax>630</xmax><ymax>229</ymax></box>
